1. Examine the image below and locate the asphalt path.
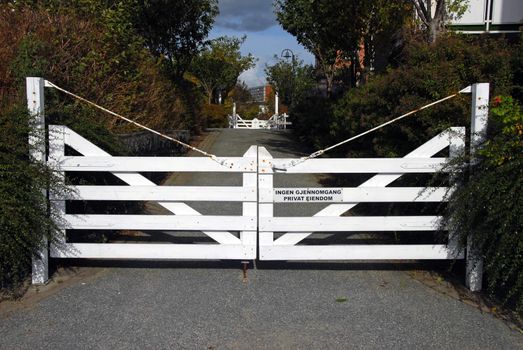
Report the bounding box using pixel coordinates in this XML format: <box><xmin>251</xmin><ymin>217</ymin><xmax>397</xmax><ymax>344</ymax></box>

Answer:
<box><xmin>1</xmin><ymin>129</ymin><xmax>522</xmax><ymax>349</ymax></box>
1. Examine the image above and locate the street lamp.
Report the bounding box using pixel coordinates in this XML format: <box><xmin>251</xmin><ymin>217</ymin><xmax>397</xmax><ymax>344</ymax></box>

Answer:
<box><xmin>279</xmin><ymin>49</ymin><xmax>296</xmax><ymax>129</ymax></box>
<box><xmin>281</xmin><ymin>48</ymin><xmax>295</xmax><ymax>62</ymax></box>
<box><xmin>280</xmin><ymin>49</ymin><xmax>296</xmax><ymax>96</ymax></box>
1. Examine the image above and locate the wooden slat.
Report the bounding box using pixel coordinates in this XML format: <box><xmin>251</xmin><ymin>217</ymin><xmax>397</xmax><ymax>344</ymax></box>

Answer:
<box><xmin>64</xmin><ymin>214</ymin><xmax>256</xmax><ymax>231</ymax></box>
<box><xmin>260</xmin><ymin>216</ymin><xmax>441</xmax><ymax>232</ymax></box>
<box><xmin>59</xmin><ymin>156</ymin><xmax>256</xmax><ymax>172</ymax></box>
<box><xmin>261</xmin><ymin>187</ymin><xmax>448</xmax><ymax>203</ymax></box>
<box><xmin>270</xmin><ymin>158</ymin><xmax>447</xmax><ymax>174</ymax></box>
<box><xmin>259</xmin><ymin>244</ymin><xmax>463</xmax><ymax>260</ymax></box>
<box><xmin>57</xmin><ymin>186</ymin><xmax>256</xmax><ymax>201</ymax></box>
<box><xmin>51</xmin><ymin>243</ymin><xmax>256</xmax><ymax>259</ymax></box>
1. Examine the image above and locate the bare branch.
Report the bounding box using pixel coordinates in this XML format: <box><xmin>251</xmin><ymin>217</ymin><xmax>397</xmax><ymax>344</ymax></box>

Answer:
<box><xmin>411</xmin><ymin>0</ymin><xmax>430</xmax><ymax>26</ymax></box>
<box><xmin>418</xmin><ymin>0</ymin><xmax>431</xmax><ymax>20</ymax></box>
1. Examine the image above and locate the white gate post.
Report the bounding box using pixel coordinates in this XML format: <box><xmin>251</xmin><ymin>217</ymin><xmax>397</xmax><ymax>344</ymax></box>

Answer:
<box><xmin>233</xmin><ymin>103</ymin><xmax>237</xmax><ymax>128</ymax></box>
<box><xmin>466</xmin><ymin>83</ymin><xmax>489</xmax><ymax>292</ymax></box>
<box><xmin>258</xmin><ymin>147</ymin><xmax>274</xmax><ymax>257</ymax></box>
<box><xmin>241</xmin><ymin>146</ymin><xmax>258</xmax><ymax>258</ymax></box>
<box><xmin>275</xmin><ymin>93</ymin><xmax>279</xmax><ymax>117</ymax></box>
<box><xmin>27</xmin><ymin>77</ymin><xmax>48</xmax><ymax>285</ymax></box>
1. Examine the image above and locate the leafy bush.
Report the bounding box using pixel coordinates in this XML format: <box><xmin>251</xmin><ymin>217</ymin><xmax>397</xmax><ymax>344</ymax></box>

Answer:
<box><xmin>331</xmin><ymin>34</ymin><xmax>517</xmax><ymax>158</ymax></box>
<box><xmin>202</xmin><ymin>103</ymin><xmax>228</xmax><ymax>128</ymax></box>
<box><xmin>290</xmin><ymin>95</ymin><xmax>335</xmax><ymax>148</ymax></box>
<box><xmin>0</xmin><ymin>4</ymin><xmax>189</xmax><ymax>136</ymax></box>
<box><xmin>290</xmin><ymin>34</ymin><xmax>520</xmax><ymax>158</ymax></box>
<box><xmin>0</xmin><ymin>105</ymin><xmax>67</xmax><ymax>294</ymax></box>
<box><xmin>443</xmin><ymin>96</ymin><xmax>523</xmax><ymax>309</ymax></box>
<box><xmin>238</xmin><ymin>103</ymin><xmax>262</xmax><ymax>120</ymax></box>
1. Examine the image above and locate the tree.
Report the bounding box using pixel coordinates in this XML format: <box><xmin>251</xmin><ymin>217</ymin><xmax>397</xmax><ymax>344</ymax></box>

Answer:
<box><xmin>410</xmin><ymin>0</ymin><xmax>469</xmax><ymax>43</ymax></box>
<box><xmin>275</xmin><ymin>0</ymin><xmax>373</xmax><ymax>95</ymax></box>
<box><xmin>229</xmin><ymin>81</ymin><xmax>252</xmax><ymax>103</ymax></box>
<box><xmin>360</xmin><ymin>1</ymin><xmax>412</xmax><ymax>78</ymax></box>
<box><xmin>135</xmin><ymin>0</ymin><xmax>219</xmax><ymax>81</ymax></box>
<box><xmin>1</xmin><ymin>2</ymin><xmax>190</xmax><ymax>133</ymax></box>
<box><xmin>9</xmin><ymin>0</ymin><xmax>219</xmax><ymax>82</ymax></box>
<box><xmin>265</xmin><ymin>55</ymin><xmax>315</xmax><ymax>107</ymax></box>
<box><xmin>190</xmin><ymin>36</ymin><xmax>255</xmax><ymax>104</ymax></box>
<box><xmin>275</xmin><ymin>0</ymin><xmax>408</xmax><ymax>94</ymax></box>
<box><xmin>265</xmin><ymin>56</ymin><xmax>295</xmax><ymax>106</ymax></box>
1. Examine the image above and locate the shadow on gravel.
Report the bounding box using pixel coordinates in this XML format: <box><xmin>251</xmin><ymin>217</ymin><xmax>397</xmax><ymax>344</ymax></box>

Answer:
<box><xmin>53</xmin><ymin>259</ymin><xmax>243</xmax><ymax>270</ymax></box>
<box><xmin>255</xmin><ymin>260</ymin><xmax>458</xmax><ymax>271</ymax></box>
<box><xmin>53</xmin><ymin>258</ymin><xmax>458</xmax><ymax>273</ymax></box>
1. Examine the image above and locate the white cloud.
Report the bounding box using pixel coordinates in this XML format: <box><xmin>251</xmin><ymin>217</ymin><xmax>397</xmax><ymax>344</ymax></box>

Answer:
<box><xmin>239</xmin><ymin>64</ymin><xmax>266</xmax><ymax>87</ymax></box>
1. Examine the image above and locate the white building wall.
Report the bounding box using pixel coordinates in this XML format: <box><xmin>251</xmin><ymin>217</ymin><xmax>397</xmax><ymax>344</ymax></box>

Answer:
<box><xmin>491</xmin><ymin>0</ymin><xmax>523</xmax><ymax>24</ymax></box>
<box><xmin>450</xmin><ymin>0</ymin><xmax>523</xmax><ymax>32</ymax></box>
<box><xmin>454</xmin><ymin>0</ymin><xmax>487</xmax><ymax>25</ymax></box>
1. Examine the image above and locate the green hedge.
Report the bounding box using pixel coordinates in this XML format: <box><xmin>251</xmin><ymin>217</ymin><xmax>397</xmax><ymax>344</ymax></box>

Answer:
<box><xmin>444</xmin><ymin>96</ymin><xmax>523</xmax><ymax>310</ymax></box>
<box><xmin>331</xmin><ymin>34</ymin><xmax>517</xmax><ymax>158</ymax></box>
<box><xmin>0</xmin><ymin>105</ymin><xmax>67</xmax><ymax>294</ymax></box>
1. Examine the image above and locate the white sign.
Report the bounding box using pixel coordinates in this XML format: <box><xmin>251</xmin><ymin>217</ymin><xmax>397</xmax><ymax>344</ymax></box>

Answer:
<box><xmin>274</xmin><ymin>188</ymin><xmax>343</xmax><ymax>203</ymax></box>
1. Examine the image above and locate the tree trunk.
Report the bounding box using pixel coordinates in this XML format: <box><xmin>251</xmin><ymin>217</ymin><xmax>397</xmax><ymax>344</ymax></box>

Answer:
<box><xmin>325</xmin><ymin>74</ymin><xmax>333</xmax><ymax>97</ymax></box>
<box><xmin>411</xmin><ymin>0</ymin><xmax>446</xmax><ymax>44</ymax></box>
<box><xmin>428</xmin><ymin>20</ymin><xmax>439</xmax><ymax>44</ymax></box>
<box><xmin>314</xmin><ymin>47</ymin><xmax>334</xmax><ymax>98</ymax></box>
<box><xmin>206</xmin><ymin>88</ymin><xmax>213</xmax><ymax>104</ymax></box>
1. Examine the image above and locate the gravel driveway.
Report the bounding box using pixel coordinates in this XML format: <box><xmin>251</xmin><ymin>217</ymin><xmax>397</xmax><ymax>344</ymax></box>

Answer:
<box><xmin>1</xmin><ymin>129</ymin><xmax>522</xmax><ymax>350</ymax></box>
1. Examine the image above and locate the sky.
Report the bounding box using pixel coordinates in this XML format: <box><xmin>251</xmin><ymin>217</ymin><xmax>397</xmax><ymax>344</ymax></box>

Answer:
<box><xmin>208</xmin><ymin>0</ymin><xmax>314</xmax><ymax>87</ymax></box>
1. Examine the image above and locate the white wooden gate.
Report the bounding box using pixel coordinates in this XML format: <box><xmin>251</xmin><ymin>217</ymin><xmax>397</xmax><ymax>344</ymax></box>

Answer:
<box><xmin>48</xmin><ymin>125</ymin><xmax>257</xmax><ymax>261</ymax></box>
<box><xmin>258</xmin><ymin>127</ymin><xmax>465</xmax><ymax>261</ymax></box>
<box><xmin>29</xmin><ymin>77</ymin><xmax>487</xmax><ymax>291</ymax></box>
<box><xmin>228</xmin><ymin>114</ymin><xmax>292</xmax><ymax>129</ymax></box>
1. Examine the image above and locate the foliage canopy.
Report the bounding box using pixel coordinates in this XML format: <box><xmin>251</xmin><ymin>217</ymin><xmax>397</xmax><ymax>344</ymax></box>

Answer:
<box><xmin>135</xmin><ymin>0</ymin><xmax>219</xmax><ymax>81</ymax></box>
<box><xmin>189</xmin><ymin>36</ymin><xmax>255</xmax><ymax>104</ymax></box>
<box><xmin>264</xmin><ymin>55</ymin><xmax>315</xmax><ymax>107</ymax></box>
<box><xmin>275</xmin><ymin>0</ymin><xmax>410</xmax><ymax>92</ymax></box>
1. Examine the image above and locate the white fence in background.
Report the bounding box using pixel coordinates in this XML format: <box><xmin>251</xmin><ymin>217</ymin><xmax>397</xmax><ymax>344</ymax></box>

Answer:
<box><xmin>228</xmin><ymin>95</ymin><xmax>291</xmax><ymax>129</ymax></box>
<box><xmin>228</xmin><ymin>113</ymin><xmax>291</xmax><ymax>130</ymax></box>
<box><xmin>258</xmin><ymin>127</ymin><xmax>464</xmax><ymax>261</ymax></box>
